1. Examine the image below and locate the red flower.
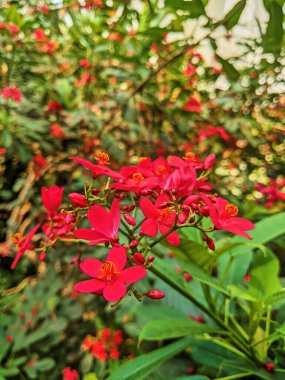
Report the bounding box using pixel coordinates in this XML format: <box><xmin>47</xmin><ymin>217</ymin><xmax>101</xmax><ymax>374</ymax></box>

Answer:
<box><xmin>201</xmin><ymin>195</ymin><xmax>255</xmax><ymax>239</ymax></box>
<box><xmin>184</xmin><ymin>64</ymin><xmax>196</xmax><ymax>77</ymax></box>
<box><xmin>80</xmin><ymin>59</ymin><xmax>91</xmax><ymax>68</ymax></box>
<box><xmin>183</xmin><ymin>96</ymin><xmax>202</xmax><ymax>113</ymax></box>
<box><xmin>6</xmin><ymin>23</ymin><xmax>19</xmax><ymax>34</ymax></box>
<box><xmin>140</xmin><ymin>194</ymin><xmax>180</xmax><ymax>246</ymax></box>
<box><xmin>33</xmin><ymin>29</ymin><xmax>46</xmax><ymax>41</ymax></box>
<box><xmin>75</xmin><ymin>72</ymin><xmax>95</xmax><ymax>87</ymax></box>
<box><xmin>33</xmin><ymin>154</ymin><xmax>48</xmax><ymax>177</ymax></box>
<box><xmin>47</xmin><ymin>101</ymin><xmax>63</xmax><ymax>113</ymax></box>
<box><xmin>50</xmin><ymin>123</ymin><xmax>65</xmax><ymax>139</ymax></box>
<box><xmin>74</xmin><ymin>199</ymin><xmax>121</xmax><ymax>245</ymax></box>
<box><xmin>41</xmin><ymin>185</ymin><xmax>64</xmax><ymax>217</ymax></box>
<box><xmin>0</xmin><ymin>148</ymin><xmax>6</xmax><ymax>155</ymax></box>
<box><xmin>11</xmin><ymin>224</ymin><xmax>40</xmax><ymax>269</ymax></box>
<box><xmin>1</xmin><ymin>86</ymin><xmax>22</xmax><ymax>103</ymax></box>
<box><xmin>163</xmin><ymin>165</ymin><xmax>196</xmax><ymax>198</ymax></box>
<box><xmin>62</xmin><ymin>367</ymin><xmax>79</xmax><ymax>380</ymax></box>
<box><xmin>74</xmin><ymin>246</ymin><xmax>147</xmax><ymax>302</ymax></box>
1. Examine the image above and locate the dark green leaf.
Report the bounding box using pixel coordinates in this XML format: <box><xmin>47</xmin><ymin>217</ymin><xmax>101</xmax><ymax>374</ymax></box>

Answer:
<box><xmin>107</xmin><ymin>338</ymin><xmax>192</xmax><ymax>380</ymax></box>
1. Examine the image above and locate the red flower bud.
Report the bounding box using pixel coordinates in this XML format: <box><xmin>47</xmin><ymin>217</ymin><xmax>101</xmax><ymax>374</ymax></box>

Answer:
<box><xmin>129</xmin><ymin>239</ymin><xmax>139</xmax><ymax>248</ymax></box>
<box><xmin>195</xmin><ymin>315</ymin><xmax>204</xmax><ymax>323</ymax></box>
<box><xmin>124</xmin><ymin>213</ymin><xmax>136</xmax><ymax>226</ymax></box>
<box><xmin>91</xmin><ymin>188</ymin><xmax>101</xmax><ymax>195</ymax></box>
<box><xmin>146</xmin><ymin>290</ymin><xmax>165</xmax><ymax>299</ymax></box>
<box><xmin>133</xmin><ymin>252</ymin><xmax>145</xmax><ymax>265</ymax></box>
<box><xmin>39</xmin><ymin>252</ymin><xmax>46</xmax><ymax>261</ymax></box>
<box><xmin>264</xmin><ymin>362</ymin><xmax>274</xmax><ymax>372</ymax></box>
<box><xmin>244</xmin><ymin>273</ymin><xmax>251</xmax><ymax>282</ymax></box>
<box><xmin>157</xmin><ymin>202</ymin><xmax>172</xmax><ymax>209</ymax></box>
<box><xmin>207</xmin><ymin>238</ymin><xmax>215</xmax><ymax>251</ymax></box>
<box><xmin>124</xmin><ymin>204</ymin><xmax>136</xmax><ymax>212</ymax></box>
<box><xmin>6</xmin><ymin>335</ymin><xmax>13</xmax><ymax>342</ymax></box>
<box><xmin>184</xmin><ymin>273</ymin><xmax>192</xmax><ymax>282</ymax></box>
<box><xmin>115</xmin><ymin>193</ymin><xmax>125</xmax><ymax>200</ymax></box>
<box><xmin>68</xmin><ymin>192</ymin><xmax>88</xmax><ymax>207</ymax></box>
<box><xmin>200</xmin><ymin>206</ymin><xmax>209</xmax><ymax>216</ymax></box>
<box><xmin>187</xmin><ymin>367</ymin><xmax>196</xmax><ymax>374</ymax></box>
<box><xmin>147</xmin><ymin>256</ymin><xmax>155</xmax><ymax>263</ymax></box>
<box><xmin>204</xmin><ymin>153</ymin><xmax>216</xmax><ymax>170</ymax></box>
<box><xmin>140</xmin><ymin>189</ymin><xmax>153</xmax><ymax>196</ymax></box>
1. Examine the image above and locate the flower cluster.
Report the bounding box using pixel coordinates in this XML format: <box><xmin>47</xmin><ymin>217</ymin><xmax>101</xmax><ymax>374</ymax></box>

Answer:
<box><xmin>255</xmin><ymin>178</ymin><xmax>285</xmax><ymax>209</ymax></box>
<box><xmin>1</xmin><ymin>86</ymin><xmax>22</xmax><ymax>103</ymax></box>
<box><xmin>82</xmin><ymin>328</ymin><xmax>123</xmax><ymax>361</ymax></box>
<box><xmin>10</xmin><ymin>152</ymin><xmax>255</xmax><ymax>303</ymax></box>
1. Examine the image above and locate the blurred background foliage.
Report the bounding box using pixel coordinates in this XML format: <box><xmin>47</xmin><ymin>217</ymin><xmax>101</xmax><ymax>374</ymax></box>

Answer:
<box><xmin>0</xmin><ymin>0</ymin><xmax>284</xmax><ymax>379</ymax></box>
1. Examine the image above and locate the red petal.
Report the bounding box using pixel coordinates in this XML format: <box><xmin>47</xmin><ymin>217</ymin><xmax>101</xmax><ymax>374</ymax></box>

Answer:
<box><xmin>103</xmin><ymin>281</ymin><xmax>126</xmax><ymax>302</ymax></box>
<box><xmin>140</xmin><ymin>198</ymin><xmax>157</xmax><ymax>219</ymax></box>
<box><xmin>87</xmin><ymin>205</ymin><xmax>111</xmax><ymax>234</ymax></box>
<box><xmin>141</xmin><ymin>219</ymin><xmax>158</xmax><ymax>236</ymax></box>
<box><xmin>106</xmin><ymin>246</ymin><xmax>126</xmax><ymax>270</ymax></box>
<box><xmin>74</xmin><ymin>279</ymin><xmax>105</xmax><ymax>293</ymax></box>
<box><xmin>74</xmin><ymin>228</ymin><xmax>107</xmax><ymax>242</ymax></box>
<box><xmin>159</xmin><ymin>224</ymin><xmax>180</xmax><ymax>246</ymax></box>
<box><xmin>120</xmin><ymin>266</ymin><xmax>147</xmax><ymax>283</ymax></box>
<box><xmin>110</xmin><ymin>199</ymin><xmax>121</xmax><ymax>236</ymax></box>
<box><xmin>80</xmin><ymin>258</ymin><xmax>103</xmax><ymax>278</ymax></box>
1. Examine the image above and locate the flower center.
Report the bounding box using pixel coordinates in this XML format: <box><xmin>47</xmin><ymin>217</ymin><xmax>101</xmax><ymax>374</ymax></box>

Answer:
<box><xmin>97</xmin><ymin>261</ymin><xmax>120</xmax><ymax>282</ymax></box>
<box><xmin>225</xmin><ymin>203</ymin><xmax>239</xmax><ymax>217</ymax></box>
<box><xmin>158</xmin><ymin>208</ymin><xmax>173</xmax><ymax>224</ymax></box>
<box><xmin>155</xmin><ymin>165</ymin><xmax>167</xmax><ymax>176</ymax></box>
<box><xmin>183</xmin><ymin>152</ymin><xmax>197</xmax><ymax>162</ymax></box>
<box><xmin>129</xmin><ymin>172</ymin><xmax>145</xmax><ymax>184</ymax></box>
<box><xmin>94</xmin><ymin>152</ymin><xmax>110</xmax><ymax>166</ymax></box>
<box><xmin>11</xmin><ymin>232</ymin><xmax>25</xmax><ymax>248</ymax></box>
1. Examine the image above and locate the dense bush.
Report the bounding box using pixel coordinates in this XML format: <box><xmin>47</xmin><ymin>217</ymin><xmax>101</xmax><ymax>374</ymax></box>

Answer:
<box><xmin>0</xmin><ymin>1</ymin><xmax>284</xmax><ymax>379</ymax></box>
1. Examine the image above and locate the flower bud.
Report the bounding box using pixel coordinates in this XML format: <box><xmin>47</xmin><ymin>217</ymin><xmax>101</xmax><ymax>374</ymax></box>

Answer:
<box><xmin>129</xmin><ymin>239</ymin><xmax>139</xmax><ymax>248</ymax></box>
<box><xmin>264</xmin><ymin>362</ymin><xmax>274</xmax><ymax>372</ymax></box>
<box><xmin>68</xmin><ymin>193</ymin><xmax>88</xmax><ymax>207</ymax></box>
<box><xmin>195</xmin><ymin>315</ymin><xmax>204</xmax><ymax>323</ymax></box>
<box><xmin>124</xmin><ymin>204</ymin><xmax>136</xmax><ymax>212</ymax></box>
<box><xmin>147</xmin><ymin>256</ymin><xmax>155</xmax><ymax>263</ymax></box>
<box><xmin>199</xmin><ymin>185</ymin><xmax>212</xmax><ymax>192</ymax></box>
<box><xmin>133</xmin><ymin>252</ymin><xmax>145</xmax><ymax>265</ymax></box>
<box><xmin>115</xmin><ymin>193</ymin><xmax>125</xmax><ymax>200</ymax></box>
<box><xmin>206</xmin><ymin>238</ymin><xmax>215</xmax><ymax>251</ymax></box>
<box><xmin>140</xmin><ymin>189</ymin><xmax>153</xmax><ymax>196</ymax></box>
<box><xmin>39</xmin><ymin>252</ymin><xmax>46</xmax><ymax>261</ymax></box>
<box><xmin>66</xmin><ymin>213</ymin><xmax>74</xmax><ymax>224</ymax></box>
<box><xmin>124</xmin><ymin>213</ymin><xmax>136</xmax><ymax>226</ymax></box>
<box><xmin>200</xmin><ymin>206</ymin><xmax>209</xmax><ymax>217</ymax></box>
<box><xmin>157</xmin><ymin>202</ymin><xmax>172</xmax><ymax>209</ymax></box>
<box><xmin>204</xmin><ymin>153</ymin><xmax>216</xmax><ymax>170</ymax></box>
<box><xmin>184</xmin><ymin>273</ymin><xmax>192</xmax><ymax>282</ymax></box>
<box><xmin>145</xmin><ymin>290</ymin><xmax>165</xmax><ymax>299</ymax></box>
<box><xmin>91</xmin><ymin>188</ymin><xmax>100</xmax><ymax>196</ymax></box>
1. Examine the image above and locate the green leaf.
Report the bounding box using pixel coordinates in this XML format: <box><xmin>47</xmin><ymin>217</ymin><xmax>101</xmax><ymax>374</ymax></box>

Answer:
<box><xmin>262</xmin><ymin>1</ymin><xmax>283</xmax><ymax>53</ymax></box>
<box><xmin>216</xmin><ymin>55</ymin><xmax>239</xmax><ymax>81</ymax></box>
<box><xmin>107</xmin><ymin>338</ymin><xmax>192</xmax><ymax>380</ymax></box>
<box><xmin>2</xmin><ymin>129</ymin><xmax>13</xmax><ymax>149</ymax></box>
<box><xmin>165</xmin><ymin>0</ymin><xmax>205</xmax><ymax>17</ymax></box>
<box><xmin>34</xmin><ymin>358</ymin><xmax>55</xmax><ymax>372</ymax></box>
<box><xmin>218</xmin><ymin>212</ymin><xmax>285</xmax><ymax>285</ymax></box>
<box><xmin>248</xmin><ymin>248</ymin><xmax>281</xmax><ymax>301</ymax></box>
<box><xmin>180</xmin><ymin>261</ymin><xmax>229</xmax><ymax>295</ymax></box>
<box><xmin>217</xmin><ymin>0</ymin><xmax>246</xmax><ymax>30</ymax></box>
<box><xmin>265</xmin><ymin>289</ymin><xmax>285</xmax><ymax>306</ymax></box>
<box><xmin>140</xmin><ymin>318</ymin><xmax>222</xmax><ymax>342</ymax></box>
<box><xmin>0</xmin><ymin>368</ymin><xmax>19</xmax><ymax>376</ymax></box>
